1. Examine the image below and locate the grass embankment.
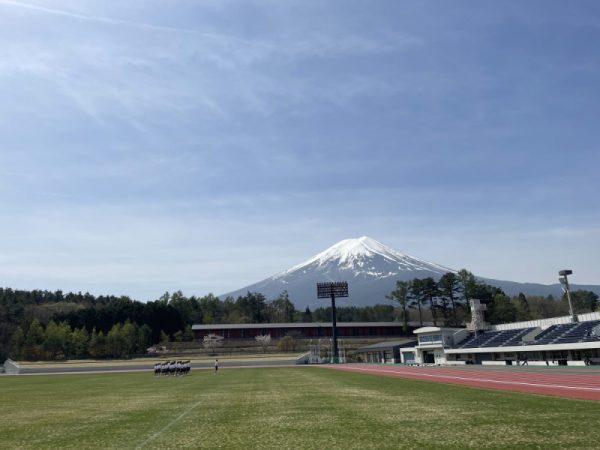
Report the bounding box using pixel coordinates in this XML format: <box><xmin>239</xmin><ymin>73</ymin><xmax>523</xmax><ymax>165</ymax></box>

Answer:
<box><xmin>1</xmin><ymin>367</ymin><xmax>599</xmax><ymax>449</ymax></box>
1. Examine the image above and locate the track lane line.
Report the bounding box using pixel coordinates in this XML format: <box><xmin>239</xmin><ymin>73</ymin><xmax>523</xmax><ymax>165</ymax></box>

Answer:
<box><xmin>329</xmin><ymin>365</ymin><xmax>600</xmax><ymax>393</ymax></box>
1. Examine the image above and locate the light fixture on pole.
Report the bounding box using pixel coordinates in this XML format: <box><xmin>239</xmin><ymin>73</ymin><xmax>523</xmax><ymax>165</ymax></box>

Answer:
<box><xmin>558</xmin><ymin>269</ymin><xmax>577</xmax><ymax>322</ymax></box>
<box><xmin>317</xmin><ymin>281</ymin><xmax>348</xmax><ymax>363</ymax></box>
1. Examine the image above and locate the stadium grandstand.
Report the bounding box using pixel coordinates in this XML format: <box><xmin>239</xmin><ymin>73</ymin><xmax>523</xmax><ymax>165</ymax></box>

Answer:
<box><xmin>402</xmin><ymin>310</ymin><xmax>600</xmax><ymax>366</ymax></box>
<box><xmin>192</xmin><ymin>302</ymin><xmax>600</xmax><ymax>367</ymax></box>
<box><xmin>191</xmin><ymin>322</ymin><xmax>422</xmax><ymax>339</ymax></box>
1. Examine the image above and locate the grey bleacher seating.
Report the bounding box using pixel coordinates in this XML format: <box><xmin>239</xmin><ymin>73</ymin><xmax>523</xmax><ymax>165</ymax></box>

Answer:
<box><xmin>457</xmin><ymin>331</ymin><xmax>495</xmax><ymax>348</ymax></box>
<box><xmin>452</xmin><ymin>319</ymin><xmax>600</xmax><ymax>349</ymax></box>
<box><xmin>530</xmin><ymin>325</ymin><xmax>557</xmax><ymax>343</ymax></box>
<box><xmin>499</xmin><ymin>327</ymin><xmax>535</xmax><ymax>346</ymax></box>
<box><xmin>527</xmin><ymin>320</ymin><xmax>600</xmax><ymax>345</ymax></box>
<box><xmin>530</xmin><ymin>324</ymin><xmax>572</xmax><ymax>345</ymax></box>
<box><xmin>555</xmin><ymin>320</ymin><xmax>600</xmax><ymax>344</ymax></box>
<box><xmin>456</xmin><ymin>328</ymin><xmax>536</xmax><ymax>348</ymax></box>
<box><xmin>481</xmin><ymin>329</ymin><xmax>522</xmax><ymax>347</ymax></box>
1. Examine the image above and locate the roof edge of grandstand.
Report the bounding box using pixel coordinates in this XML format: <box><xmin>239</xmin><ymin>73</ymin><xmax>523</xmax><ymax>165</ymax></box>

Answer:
<box><xmin>191</xmin><ymin>313</ymin><xmax>600</xmax><ymax>334</ymax></box>
<box><xmin>414</xmin><ymin>326</ymin><xmax>463</xmax><ymax>334</ymax></box>
<box><xmin>491</xmin><ymin>311</ymin><xmax>600</xmax><ymax>331</ymax></box>
<box><xmin>191</xmin><ymin>321</ymin><xmax>429</xmax><ymax>330</ymax></box>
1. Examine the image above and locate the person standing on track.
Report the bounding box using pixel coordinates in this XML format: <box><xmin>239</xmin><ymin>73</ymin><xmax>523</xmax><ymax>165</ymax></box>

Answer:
<box><xmin>214</xmin><ymin>359</ymin><xmax>219</xmax><ymax>374</ymax></box>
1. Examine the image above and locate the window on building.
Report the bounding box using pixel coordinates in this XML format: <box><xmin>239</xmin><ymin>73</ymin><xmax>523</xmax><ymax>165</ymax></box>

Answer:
<box><xmin>419</xmin><ymin>334</ymin><xmax>442</xmax><ymax>344</ymax></box>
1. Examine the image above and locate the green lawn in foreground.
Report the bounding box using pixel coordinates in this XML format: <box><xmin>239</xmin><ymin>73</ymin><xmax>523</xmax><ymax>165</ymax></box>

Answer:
<box><xmin>1</xmin><ymin>367</ymin><xmax>599</xmax><ymax>449</ymax></box>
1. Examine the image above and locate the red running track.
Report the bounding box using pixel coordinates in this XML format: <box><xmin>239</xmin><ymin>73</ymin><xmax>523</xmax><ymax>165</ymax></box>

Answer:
<box><xmin>325</xmin><ymin>364</ymin><xmax>600</xmax><ymax>401</ymax></box>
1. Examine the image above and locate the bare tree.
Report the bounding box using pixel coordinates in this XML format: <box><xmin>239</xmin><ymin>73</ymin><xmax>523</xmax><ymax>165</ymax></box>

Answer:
<box><xmin>255</xmin><ymin>334</ymin><xmax>271</xmax><ymax>353</ymax></box>
<box><xmin>203</xmin><ymin>333</ymin><xmax>224</xmax><ymax>355</ymax></box>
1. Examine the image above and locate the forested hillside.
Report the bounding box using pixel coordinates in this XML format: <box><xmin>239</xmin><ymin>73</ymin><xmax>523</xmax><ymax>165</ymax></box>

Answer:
<box><xmin>1</xmin><ymin>269</ymin><xmax>597</xmax><ymax>361</ymax></box>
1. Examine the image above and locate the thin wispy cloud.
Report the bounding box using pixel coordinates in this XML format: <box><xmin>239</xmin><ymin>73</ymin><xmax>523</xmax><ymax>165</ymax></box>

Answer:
<box><xmin>0</xmin><ymin>0</ymin><xmax>200</xmax><ymax>35</ymax></box>
<box><xmin>0</xmin><ymin>0</ymin><xmax>284</xmax><ymax>56</ymax></box>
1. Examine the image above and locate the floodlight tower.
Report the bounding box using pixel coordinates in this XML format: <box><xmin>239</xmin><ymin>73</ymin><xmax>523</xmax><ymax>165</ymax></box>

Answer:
<box><xmin>317</xmin><ymin>281</ymin><xmax>348</xmax><ymax>363</ymax></box>
<box><xmin>559</xmin><ymin>269</ymin><xmax>577</xmax><ymax>322</ymax></box>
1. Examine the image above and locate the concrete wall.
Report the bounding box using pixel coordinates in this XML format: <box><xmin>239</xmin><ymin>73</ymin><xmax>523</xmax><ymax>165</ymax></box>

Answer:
<box><xmin>492</xmin><ymin>312</ymin><xmax>600</xmax><ymax>332</ymax></box>
<box><xmin>434</xmin><ymin>350</ymin><xmax>446</xmax><ymax>365</ymax></box>
<box><xmin>521</xmin><ymin>327</ymin><xmax>543</xmax><ymax>343</ymax></box>
<box><xmin>578</xmin><ymin>312</ymin><xmax>600</xmax><ymax>322</ymax></box>
<box><xmin>451</xmin><ymin>329</ymin><xmax>470</xmax><ymax>346</ymax></box>
<box><xmin>492</xmin><ymin>316</ymin><xmax>573</xmax><ymax>331</ymax></box>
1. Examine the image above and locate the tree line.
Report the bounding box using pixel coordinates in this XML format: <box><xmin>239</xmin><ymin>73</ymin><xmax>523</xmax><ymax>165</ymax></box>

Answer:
<box><xmin>1</xmin><ymin>270</ymin><xmax>598</xmax><ymax>361</ymax></box>
<box><xmin>386</xmin><ymin>269</ymin><xmax>599</xmax><ymax>332</ymax></box>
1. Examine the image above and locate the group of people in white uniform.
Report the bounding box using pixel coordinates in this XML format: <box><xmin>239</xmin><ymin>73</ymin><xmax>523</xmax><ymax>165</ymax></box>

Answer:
<box><xmin>154</xmin><ymin>360</ymin><xmax>191</xmax><ymax>376</ymax></box>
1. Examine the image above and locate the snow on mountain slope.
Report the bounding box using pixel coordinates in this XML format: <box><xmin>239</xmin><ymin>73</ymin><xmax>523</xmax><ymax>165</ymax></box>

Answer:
<box><xmin>222</xmin><ymin>237</ymin><xmax>455</xmax><ymax>309</ymax></box>
<box><xmin>280</xmin><ymin>236</ymin><xmax>452</xmax><ymax>277</ymax></box>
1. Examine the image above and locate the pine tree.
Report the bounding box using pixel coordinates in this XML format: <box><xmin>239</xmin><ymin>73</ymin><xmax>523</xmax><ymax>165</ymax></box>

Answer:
<box><xmin>438</xmin><ymin>272</ymin><xmax>461</xmax><ymax>325</ymax></box>
<box><xmin>386</xmin><ymin>280</ymin><xmax>411</xmax><ymax>334</ymax></box>
<box><xmin>302</xmin><ymin>307</ymin><xmax>313</xmax><ymax>322</ymax></box>
<box><xmin>9</xmin><ymin>326</ymin><xmax>25</xmax><ymax>360</ymax></box>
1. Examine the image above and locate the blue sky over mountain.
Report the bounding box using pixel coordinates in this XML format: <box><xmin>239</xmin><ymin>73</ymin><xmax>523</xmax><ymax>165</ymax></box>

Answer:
<box><xmin>0</xmin><ymin>1</ymin><xmax>599</xmax><ymax>300</ymax></box>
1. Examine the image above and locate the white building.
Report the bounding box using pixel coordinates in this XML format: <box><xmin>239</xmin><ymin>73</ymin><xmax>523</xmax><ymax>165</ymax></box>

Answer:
<box><xmin>409</xmin><ymin>312</ymin><xmax>600</xmax><ymax>366</ymax></box>
<box><xmin>410</xmin><ymin>326</ymin><xmax>465</xmax><ymax>365</ymax></box>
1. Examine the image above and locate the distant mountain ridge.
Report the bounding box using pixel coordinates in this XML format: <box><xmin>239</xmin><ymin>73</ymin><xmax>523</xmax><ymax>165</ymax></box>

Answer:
<box><xmin>222</xmin><ymin>237</ymin><xmax>600</xmax><ymax>309</ymax></box>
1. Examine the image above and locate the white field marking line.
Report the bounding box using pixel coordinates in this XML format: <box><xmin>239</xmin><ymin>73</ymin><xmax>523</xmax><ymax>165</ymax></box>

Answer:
<box><xmin>412</xmin><ymin>369</ymin><xmax>600</xmax><ymax>386</ymax></box>
<box><xmin>337</xmin><ymin>366</ymin><xmax>600</xmax><ymax>392</ymax></box>
<box><xmin>409</xmin><ymin>368</ymin><xmax>600</xmax><ymax>386</ymax></box>
<box><xmin>134</xmin><ymin>398</ymin><xmax>203</xmax><ymax>450</ymax></box>
<box><xmin>345</xmin><ymin>365</ymin><xmax>600</xmax><ymax>385</ymax></box>
<box><xmin>14</xmin><ymin>369</ymin><xmax>151</xmax><ymax>376</ymax></box>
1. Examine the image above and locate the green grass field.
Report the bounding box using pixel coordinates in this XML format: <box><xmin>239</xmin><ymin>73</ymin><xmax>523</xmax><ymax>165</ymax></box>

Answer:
<box><xmin>1</xmin><ymin>367</ymin><xmax>599</xmax><ymax>449</ymax></box>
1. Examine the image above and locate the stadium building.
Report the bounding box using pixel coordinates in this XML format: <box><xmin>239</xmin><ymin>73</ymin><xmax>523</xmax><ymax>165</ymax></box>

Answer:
<box><xmin>355</xmin><ymin>339</ymin><xmax>418</xmax><ymax>364</ymax></box>
<box><xmin>402</xmin><ymin>307</ymin><xmax>600</xmax><ymax>366</ymax></box>
<box><xmin>192</xmin><ymin>301</ymin><xmax>600</xmax><ymax>366</ymax></box>
<box><xmin>192</xmin><ymin>322</ymin><xmax>419</xmax><ymax>340</ymax></box>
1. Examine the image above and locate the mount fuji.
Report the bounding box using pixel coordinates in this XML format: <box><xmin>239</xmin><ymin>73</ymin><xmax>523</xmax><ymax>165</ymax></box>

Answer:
<box><xmin>222</xmin><ymin>237</ymin><xmax>600</xmax><ymax>310</ymax></box>
<box><xmin>222</xmin><ymin>237</ymin><xmax>451</xmax><ymax>309</ymax></box>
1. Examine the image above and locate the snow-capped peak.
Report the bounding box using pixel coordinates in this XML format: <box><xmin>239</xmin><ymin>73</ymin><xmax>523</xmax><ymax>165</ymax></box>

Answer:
<box><xmin>281</xmin><ymin>236</ymin><xmax>453</xmax><ymax>276</ymax></box>
<box><xmin>307</xmin><ymin>236</ymin><xmax>407</xmax><ymax>265</ymax></box>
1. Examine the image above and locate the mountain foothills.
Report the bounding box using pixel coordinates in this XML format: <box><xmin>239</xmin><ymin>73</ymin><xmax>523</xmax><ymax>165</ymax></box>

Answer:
<box><xmin>1</xmin><ymin>237</ymin><xmax>599</xmax><ymax>361</ymax></box>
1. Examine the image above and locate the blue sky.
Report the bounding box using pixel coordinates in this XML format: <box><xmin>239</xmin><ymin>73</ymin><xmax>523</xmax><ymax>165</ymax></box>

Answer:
<box><xmin>0</xmin><ymin>0</ymin><xmax>599</xmax><ymax>300</ymax></box>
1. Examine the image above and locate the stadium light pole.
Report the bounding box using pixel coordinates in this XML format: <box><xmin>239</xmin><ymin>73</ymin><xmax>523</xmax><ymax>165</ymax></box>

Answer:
<box><xmin>317</xmin><ymin>281</ymin><xmax>348</xmax><ymax>363</ymax></box>
<box><xmin>558</xmin><ymin>269</ymin><xmax>576</xmax><ymax>322</ymax></box>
